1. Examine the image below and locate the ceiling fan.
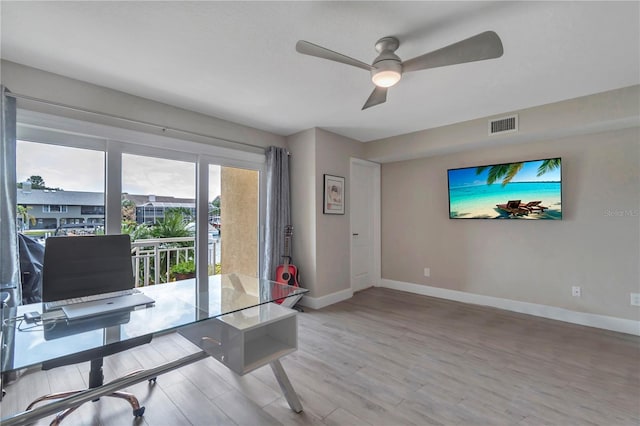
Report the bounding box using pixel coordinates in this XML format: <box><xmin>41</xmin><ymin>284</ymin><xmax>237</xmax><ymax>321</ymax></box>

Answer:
<box><xmin>296</xmin><ymin>31</ymin><xmax>503</xmax><ymax>110</ymax></box>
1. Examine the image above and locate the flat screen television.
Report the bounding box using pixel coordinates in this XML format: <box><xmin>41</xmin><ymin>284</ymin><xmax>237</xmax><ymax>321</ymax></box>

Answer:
<box><xmin>448</xmin><ymin>157</ymin><xmax>562</xmax><ymax>220</ymax></box>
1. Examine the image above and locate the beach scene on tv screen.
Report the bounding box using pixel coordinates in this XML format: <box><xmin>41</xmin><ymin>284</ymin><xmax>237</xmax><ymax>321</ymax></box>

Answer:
<box><xmin>448</xmin><ymin>158</ymin><xmax>562</xmax><ymax>219</ymax></box>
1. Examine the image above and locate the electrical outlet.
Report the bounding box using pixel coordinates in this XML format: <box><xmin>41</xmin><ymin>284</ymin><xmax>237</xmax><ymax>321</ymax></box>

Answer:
<box><xmin>631</xmin><ymin>293</ymin><xmax>640</xmax><ymax>306</ymax></box>
<box><xmin>423</xmin><ymin>268</ymin><xmax>430</xmax><ymax>277</ymax></box>
<box><xmin>572</xmin><ymin>286</ymin><xmax>581</xmax><ymax>297</ymax></box>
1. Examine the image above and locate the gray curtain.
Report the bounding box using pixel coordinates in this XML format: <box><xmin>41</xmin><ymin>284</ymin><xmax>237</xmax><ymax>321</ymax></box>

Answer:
<box><xmin>0</xmin><ymin>86</ymin><xmax>20</xmax><ymax>306</ymax></box>
<box><xmin>261</xmin><ymin>146</ymin><xmax>290</xmax><ymax>281</ymax></box>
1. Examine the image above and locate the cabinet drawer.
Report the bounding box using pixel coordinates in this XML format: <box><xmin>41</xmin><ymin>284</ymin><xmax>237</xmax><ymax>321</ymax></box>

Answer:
<box><xmin>178</xmin><ymin>303</ymin><xmax>297</xmax><ymax>375</ymax></box>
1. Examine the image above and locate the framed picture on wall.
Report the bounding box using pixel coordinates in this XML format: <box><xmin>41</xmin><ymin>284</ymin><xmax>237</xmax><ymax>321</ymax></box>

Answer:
<box><xmin>323</xmin><ymin>174</ymin><xmax>345</xmax><ymax>215</ymax></box>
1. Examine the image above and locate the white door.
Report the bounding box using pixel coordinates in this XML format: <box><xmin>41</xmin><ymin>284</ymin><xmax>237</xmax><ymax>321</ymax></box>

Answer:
<box><xmin>350</xmin><ymin>159</ymin><xmax>380</xmax><ymax>292</ymax></box>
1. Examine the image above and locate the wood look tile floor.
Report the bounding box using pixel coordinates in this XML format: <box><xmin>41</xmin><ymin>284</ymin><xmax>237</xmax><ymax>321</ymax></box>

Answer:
<box><xmin>1</xmin><ymin>287</ymin><xmax>639</xmax><ymax>425</ymax></box>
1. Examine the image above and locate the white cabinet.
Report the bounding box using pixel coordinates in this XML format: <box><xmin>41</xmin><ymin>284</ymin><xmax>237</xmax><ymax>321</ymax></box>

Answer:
<box><xmin>178</xmin><ymin>303</ymin><xmax>297</xmax><ymax>375</ymax></box>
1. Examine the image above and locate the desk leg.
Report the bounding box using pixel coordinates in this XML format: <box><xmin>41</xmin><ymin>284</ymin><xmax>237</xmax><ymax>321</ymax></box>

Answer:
<box><xmin>89</xmin><ymin>358</ymin><xmax>104</xmax><ymax>389</ymax></box>
<box><xmin>280</xmin><ymin>294</ymin><xmax>303</xmax><ymax>309</ymax></box>
<box><xmin>270</xmin><ymin>360</ymin><xmax>303</xmax><ymax>413</ymax></box>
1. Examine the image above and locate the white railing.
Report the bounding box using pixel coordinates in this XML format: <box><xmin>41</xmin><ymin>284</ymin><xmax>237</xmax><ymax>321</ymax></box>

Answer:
<box><xmin>130</xmin><ymin>236</ymin><xmax>219</xmax><ymax>287</ymax></box>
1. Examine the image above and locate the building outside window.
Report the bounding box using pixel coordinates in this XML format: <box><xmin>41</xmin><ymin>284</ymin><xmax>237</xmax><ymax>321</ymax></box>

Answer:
<box><xmin>81</xmin><ymin>206</ymin><xmax>105</xmax><ymax>215</ymax></box>
<box><xmin>42</xmin><ymin>204</ymin><xmax>68</xmax><ymax>213</ymax></box>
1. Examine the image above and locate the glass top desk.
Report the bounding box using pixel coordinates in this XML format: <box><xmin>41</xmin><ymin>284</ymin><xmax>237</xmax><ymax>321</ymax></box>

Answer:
<box><xmin>1</xmin><ymin>274</ymin><xmax>308</xmax><ymax>426</ymax></box>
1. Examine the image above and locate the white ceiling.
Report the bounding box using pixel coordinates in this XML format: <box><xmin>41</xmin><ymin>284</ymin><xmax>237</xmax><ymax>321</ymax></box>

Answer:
<box><xmin>1</xmin><ymin>1</ymin><xmax>639</xmax><ymax>142</ymax></box>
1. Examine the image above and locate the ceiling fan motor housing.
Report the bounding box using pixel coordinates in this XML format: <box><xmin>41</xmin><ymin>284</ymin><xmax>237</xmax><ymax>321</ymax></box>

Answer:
<box><xmin>371</xmin><ymin>37</ymin><xmax>402</xmax><ymax>87</ymax></box>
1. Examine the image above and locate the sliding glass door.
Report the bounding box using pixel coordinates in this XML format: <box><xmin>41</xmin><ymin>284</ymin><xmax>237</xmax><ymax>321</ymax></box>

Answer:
<box><xmin>16</xmin><ymin>111</ymin><xmax>265</xmax><ymax>296</ymax></box>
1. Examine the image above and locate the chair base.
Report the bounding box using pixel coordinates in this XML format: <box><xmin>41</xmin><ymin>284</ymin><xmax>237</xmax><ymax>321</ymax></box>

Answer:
<box><xmin>24</xmin><ymin>358</ymin><xmax>151</xmax><ymax>424</ymax></box>
<box><xmin>26</xmin><ymin>389</ymin><xmax>144</xmax><ymax>426</ymax></box>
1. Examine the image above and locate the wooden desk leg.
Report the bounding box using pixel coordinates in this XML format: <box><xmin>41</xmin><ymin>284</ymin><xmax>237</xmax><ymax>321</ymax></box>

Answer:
<box><xmin>270</xmin><ymin>360</ymin><xmax>303</xmax><ymax>413</ymax></box>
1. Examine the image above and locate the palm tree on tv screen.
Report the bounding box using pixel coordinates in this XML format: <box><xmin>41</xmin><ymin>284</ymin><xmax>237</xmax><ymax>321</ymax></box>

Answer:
<box><xmin>476</xmin><ymin>158</ymin><xmax>560</xmax><ymax>186</ymax></box>
<box><xmin>536</xmin><ymin>158</ymin><xmax>561</xmax><ymax>176</ymax></box>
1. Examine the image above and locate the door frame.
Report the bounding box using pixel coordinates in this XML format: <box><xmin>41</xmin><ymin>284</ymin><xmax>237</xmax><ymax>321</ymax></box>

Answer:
<box><xmin>349</xmin><ymin>157</ymin><xmax>381</xmax><ymax>292</ymax></box>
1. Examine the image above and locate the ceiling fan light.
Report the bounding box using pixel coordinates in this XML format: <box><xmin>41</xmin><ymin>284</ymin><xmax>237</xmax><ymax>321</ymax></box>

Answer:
<box><xmin>372</xmin><ymin>70</ymin><xmax>401</xmax><ymax>87</ymax></box>
<box><xmin>371</xmin><ymin>60</ymin><xmax>402</xmax><ymax>87</ymax></box>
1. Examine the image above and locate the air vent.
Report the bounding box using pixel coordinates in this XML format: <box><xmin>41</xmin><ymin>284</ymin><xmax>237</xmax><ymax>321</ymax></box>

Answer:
<box><xmin>489</xmin><ymin>114</ymin><xmax>518</xmax><ymax>135</ymax></box>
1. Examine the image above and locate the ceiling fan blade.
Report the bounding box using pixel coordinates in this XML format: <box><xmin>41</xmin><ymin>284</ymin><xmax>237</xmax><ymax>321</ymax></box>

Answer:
<box><xmin>362</xmin><ymin>86</ymin><xmax>388</xmax><ymax>110</ymax></box>
<box><xmin>296</xmin><ymin>40</ymin><xmax>372</xmax><ymax>71</ymax></box>
<box><xmin>402</xmin><ymin>31</ymin><xmax>503</xmax><ymax>73</ymax></box>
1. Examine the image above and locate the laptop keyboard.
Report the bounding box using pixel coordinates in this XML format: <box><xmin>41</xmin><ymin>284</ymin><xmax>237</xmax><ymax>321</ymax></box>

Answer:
<box><xmin>44</xmin><ymin>288</ymin><xmax>141</xmax><ymax>310</ymax></box>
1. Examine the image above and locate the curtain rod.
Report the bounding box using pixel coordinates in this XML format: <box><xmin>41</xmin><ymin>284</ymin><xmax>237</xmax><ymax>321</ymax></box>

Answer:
<box><xmin>5</xmin><ymin>91</ymin><xmax>269</xmax><ymax>152</ymax></box>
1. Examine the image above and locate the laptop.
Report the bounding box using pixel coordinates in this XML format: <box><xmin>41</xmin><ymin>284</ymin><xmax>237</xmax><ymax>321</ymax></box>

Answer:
<box><xmin>44</xmin><ymin>311</ymin><xmax>132</xmax><ymax>340</ymax></box>
<box><xmin>42</xmin><ymin>234</ymin><xmax>155</xmax><ymax>321</ymax></box>
<box><xmin>61</xmin><ymin>293</ymin><xmax>154</xmax><ymax>320</ymax></box>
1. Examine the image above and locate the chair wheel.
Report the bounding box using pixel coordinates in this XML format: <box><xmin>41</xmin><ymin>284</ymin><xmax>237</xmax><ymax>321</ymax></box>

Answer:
<box><xmin>133</xmin><ymin>407</ymin><xmax>145</xmax><ymax>417</ymax></box>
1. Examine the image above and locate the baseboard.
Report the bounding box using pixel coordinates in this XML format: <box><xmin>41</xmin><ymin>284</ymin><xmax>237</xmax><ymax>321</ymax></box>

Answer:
<box><xmin>379</xmin><ymin>279</ymin><xmax>640</xmax><ymax>336</ymax></box>
<box><xmin>299</xmin><ymin>288</ymin><xmax>353</xmax><ymax>310</ymax></box>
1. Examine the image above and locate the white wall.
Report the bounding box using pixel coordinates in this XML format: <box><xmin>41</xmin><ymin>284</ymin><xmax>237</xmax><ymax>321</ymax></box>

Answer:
<box><xmin>1</xmin><ymin>60</ymin><xmax>286</xmax><ymax>150</ymax></box>
<box><xmin>315</xmin><ymin>129</ymin><xmax>365</xmax><ymax>297</ymax></box>
<box><xmin>288</xmin><ymin>129</ymin><xmax>317</xmax><ymax>295</ymax></box>
<box><xmin>365</xmin><ymin>86</ymin><xmax>640</xmax><ymax>163</ymax></box>
<box><xmin>287</xmin><ymin>128</ymin><xmax>365</xmax><ymax>301</ymax></box>
<box><xmin>371</xmin><ymin>87</ymin><xmax>639</xmax><ymax>323</ymax></box>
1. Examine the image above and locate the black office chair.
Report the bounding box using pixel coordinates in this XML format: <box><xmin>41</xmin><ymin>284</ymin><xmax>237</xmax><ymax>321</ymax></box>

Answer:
<box><xmin>24</xmin><ymin>235</ymin><xmax>154</xmax><ymax>425</ymax></box>
<box><xmin>18</xmin><ymin>233</ymin><xmax>44</xmax><ymax>304</ymax></box>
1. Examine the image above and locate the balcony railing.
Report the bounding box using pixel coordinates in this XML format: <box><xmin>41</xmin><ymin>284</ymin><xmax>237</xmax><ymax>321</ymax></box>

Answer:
<box><xmin>130</xmin><ymin>236</ymin><xmax>219</xmax><ymax>287</ymax></box>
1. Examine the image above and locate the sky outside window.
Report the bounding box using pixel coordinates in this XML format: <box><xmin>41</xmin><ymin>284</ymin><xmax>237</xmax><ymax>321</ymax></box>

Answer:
<box><xmin>17</xmin><ymin>141</ymin><xmax>221</xmax><ymax>199</ymax></box>
<box><xmin>17</xmin><ymin>141</ymin><xmax>105</xmax><ymax>192</ymax></box>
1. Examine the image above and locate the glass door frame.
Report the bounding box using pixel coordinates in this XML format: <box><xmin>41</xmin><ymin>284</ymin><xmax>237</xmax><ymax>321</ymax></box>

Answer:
<box><xmin>16</xmin><ymin>109</ymin><xmax>267</xmax><ymax>286</ymax></box>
